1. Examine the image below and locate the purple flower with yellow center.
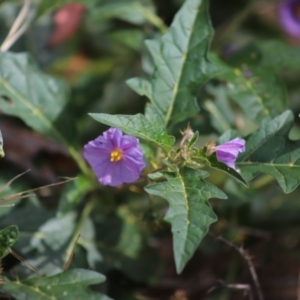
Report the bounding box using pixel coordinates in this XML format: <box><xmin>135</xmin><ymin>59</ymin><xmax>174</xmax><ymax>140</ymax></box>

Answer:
<box><xmin>279</xmin><ymin>0</ymin><xmax>300</xmax><ymax>38</ymax></box>
<box><xmin>212</xmin><ymin>138</ymin><xmax>245</xmax><ymax>170</ymax></box>
<box><xmin>84</xmin><ymin>128</ymin><xmax>145</xmax><ymax>186</ymax></box>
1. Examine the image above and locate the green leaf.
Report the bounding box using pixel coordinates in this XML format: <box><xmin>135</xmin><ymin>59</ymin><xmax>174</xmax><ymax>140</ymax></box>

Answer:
<box><xmin>79</xmin><ymin>218</ymin><xmax>103</xmax><ymax>269</ymax></box>
<box><xmin>0</xmin><ymin>269</ymin><xmax>111</xmax><ymax>300</ymax></box>
<box><xmin>204</xmin><ymin>83</ymin><xmax>234</xmax><ymax>133</ymax></box>
<box><xmin>0</xmin><ymin>52</ymin><xmax>69</xmax><ymax>141</ymax></box>
<box><xmin>91</xmin><ymin>1</ymin><xmax>154</xmax><ymax>25</ymax></box>
<box><xmin>0</xmin><ymin>129</ymin><xmax>3</xmax><ymax>157</ymax></box>
<box><xmin>30</xmin><ymin>212</ymin><xmax>76</xmax><ymax>253</ymax></box>
<box><xmin>0</xmin><ymin>225</ymin><xmax>19</xmax><ymax>259</ymax></box>
<box><xmin>145</xmin><ymin>167</ymin><xmax>227</xmax><ymax>273</ymax></box>
<box><xmin>217</xmin><ymin>65</ymin><xmax>287</xmax><ymax>124</ymax></box>
<box><xmin>87</xmin><ymin>204</ymin><xmax>157</xmax><ymax>282</ymax></box>
<box><xmin>127</xmin><ymin>0</ymin><xmax>219</xmax><ymax>127</ymax></box>
<box><xmin>259</xmin><ymin>40</ymin><xmax>300</xmax><ymax>71</ymax></box>
<box><xmin>208</xmin><ymin>153</ymin><xmax>248</xmax><ymax>186</ymax></box>
<box><xmin>57</xmin><ymin>176</ymin><xmax>96</xmax><ymax>217</ymax></box>
<box><xmin>237</xmin><ymin>110</ymin><xmax>300</xmax><ymax>193</ymax></box>
<box><xmin>89</xmin><ymin>113</ymin><xmax>175</xmax><ymax>152</ymax></box>
<box><xmin>110</xmin><ymin>29</ymin><xmax>145</xmax><ymax>51</ymax></box>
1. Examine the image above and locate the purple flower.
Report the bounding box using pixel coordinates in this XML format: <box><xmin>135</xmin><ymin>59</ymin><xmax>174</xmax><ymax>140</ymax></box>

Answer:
<box><xmin>84</xmin><ymin>128</ymin><xmax>145</xmax><ymax>186</ymax></box>
<box><xmin>213</xmin><ymin>138</ymin><xmax>245</xmax><ymax>170</ymax></box>
<box><xmin>279</xmin><ymin>0</ymin><xmax>300</xmax><ymax>38</ymax></box>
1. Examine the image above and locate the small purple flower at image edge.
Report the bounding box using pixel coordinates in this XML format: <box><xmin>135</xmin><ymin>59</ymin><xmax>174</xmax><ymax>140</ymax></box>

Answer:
<box><xmin>213</xmin><ymin>138</ymin><xmax>246</xmax><ymax>171</ymax></box>
<box><xmin>279</xmin><ymin>0</ymin><xmax>300</xmax><ymax>38</ymax></box>
<box><xmin>84</xmin><ymin>128</ymin><xmax>145</xmax><ymax>186</ymax></box>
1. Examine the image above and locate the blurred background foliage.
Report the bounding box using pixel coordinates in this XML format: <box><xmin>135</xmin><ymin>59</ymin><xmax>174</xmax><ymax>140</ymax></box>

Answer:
<box><xmin>0</xmin><ymin>0</ymin><xmax>300</xmax><ymax>299</ymax></box>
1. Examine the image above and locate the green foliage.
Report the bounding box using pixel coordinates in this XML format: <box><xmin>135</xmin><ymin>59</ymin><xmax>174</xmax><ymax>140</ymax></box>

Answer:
<box><xmin>0</xmin><ymin>52</ymin><xmax>69</xmax><ymax>140</ymax></box>
<box><xmin>89</xmin><ymin>113</ymin><xmax>175</xmax><ymax>152</ymax></box>
<box><xmin>0</xmin><ymin>269</ymin><xmax>111</xmax><ymax>300</ymax></box>
<box><xmin>237</xmin><ymin>110</ymin><xmax>300</xmax><ymax>193</ymax></box>
<box><xmin>57</xmin><ymin>176</ymin><xmax>96</xmax><ymax>217</ymax></box>
<box><xmin>127</xmin><ymin>0</ymin><xmax>219</xmax><ymax>127</ymax></box>
<box><xmin>1</xmin><ymin>0</ymin><xmax>300</xmax><ymax>297</ymax></box>
<box><xmin>91</xmin><ymin>0</ymin><xmax>156</xmax><ymax>26</ymax></box>
<box><xmin>207</xmin><ymin>152</ymin><xmax>247</xmax><ymax>186</ymax></box>
<box><xmin>0</xmin><ymin>225</ymin><xmax>18</xmax><ymax>258</ymax></box>
<box><xmin>145</xmin><ymin>167</ymin><xmax>227</xmax><ymax>273</ymax></box>
<box><xmin>258</xmin><ymin>40</ymin><xmax>300</xmax><ymax>71</ymax></box>
<box><xmin>214</xmin><ymin>51</ymin><xmax>287</xmax><ymax>124</ymax></box>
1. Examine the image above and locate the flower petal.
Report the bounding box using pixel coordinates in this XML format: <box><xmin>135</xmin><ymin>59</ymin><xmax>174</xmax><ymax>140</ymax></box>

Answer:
<box><xmin>279</xmin><ymin>0</ymin><xmax>300</xmax><ymax>38</ymax></box>
<box><xmin>120</xmin><ymin>135</ymin><xmax>139</xmax><ymax>151</ymax></box>
<box><xmin>214</xmin><ymin>138</ymin><xmax>245</xmax><ymax>153</ymax></box>
<box><xmin>83</xmin><ymin>127</ymin><xmax>145</xmax><ymax>186</ymax></box>
<box><xmin>216</xmin><ymin>151</ymin><xmax>237</xmax><ymax>169</ymax></box>
<box><xmin>119</xmin><ymin>161</ymin><xmax>143</xmax><ymax>184</ymax></box>
<box><xmin>213</xmin><ymin>137</ymin><xmax>246</xmax><ymax>170</ymax></box>
<box><xmin>103</xmin><ymin>128</ymin><xmax>123</xmax><ymax>148</ymax></box>
<box><xmin>99</xmin><ymin>162</ymin><xmax>123</xmax><ymax>186</ymax></box>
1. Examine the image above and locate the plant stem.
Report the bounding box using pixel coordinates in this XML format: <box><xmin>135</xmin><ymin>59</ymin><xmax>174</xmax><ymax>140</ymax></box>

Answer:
<box><xmin>138</xmin><ymin>5</ymin><xmax>168</xmax><ymax>34</ymax></box>
<box><xmin>63</xmin><ymin>199</ymin><xmax>97</xmax><ymax>269</ymax></box>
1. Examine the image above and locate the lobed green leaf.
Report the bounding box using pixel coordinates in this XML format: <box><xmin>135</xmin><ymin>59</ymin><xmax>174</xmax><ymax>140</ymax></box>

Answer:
<box><xmin>258</xmin><ymin>40</ymin><xmax>300</xmax><ymax>71</ymax></box>
<box><xmin>91</xmin><ymin>0</ymin><xmax>156</xmax><ymax>26</ymax></box>
<box><xmin>213</xmin><ymin>50</ymin><xmax>287</xmax><ymax>124</ymax></box>
<box><xmin>226</xmin><ymin>68</ymin><xmax>286</xmax><ymax>123</ymax></box>
<box><xmin>208</xmin><ymin>153</ymin><xmax>248</xmax><ymax>186</ymax></box>
<box><xmin>237</xmin><ymin>110</ymin><xmax>300</xmax><ymax>193</ymax></box>
<box><xmin>0</xmin><ymin>225</ymin><xmax>19</xmax><ymax>259</ymax></box>
<box><xmin>127</xmin><ymin>0</ymin><xmax>220</xmax><ymax>127</ymax></box>
<box><xmin>0</xmin><ymin>269</ymin><xmax>111</xmax><ymax>300</ymax></box>
<box><xmin>0</xmin><ymin>52</ymin><xmax>69</xmax><ymax>141</ymax></box>
<box><xmin>145</xmin><ymin>167</ymin><xmax>227</xmax><ymax>273</ymax></box>
<box><xmin>89</xmin><ymin>113</ymin><xmax>175</xmax><ymax>152</ymax></box>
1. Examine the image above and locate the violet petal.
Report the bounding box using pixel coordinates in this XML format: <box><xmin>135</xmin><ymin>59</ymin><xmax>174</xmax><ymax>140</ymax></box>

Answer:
<box><xmin>213</xmin><ymin>137</ymin><xmax>246</xmax><ymax>170</ymax></box>
<box><xmin>83</xmin><ymin>128</ymin><xmax>145</xmax><ymax>186</ymax></box>
<box><xmin>279</xmin><ymin>0</ymin><xmax>300</xmax><ymax>38</ymax></box>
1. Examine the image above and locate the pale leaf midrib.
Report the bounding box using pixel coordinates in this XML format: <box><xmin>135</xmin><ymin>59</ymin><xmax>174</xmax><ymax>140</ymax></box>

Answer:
<box><xmin>4</xmin><ymin>281</ymin><xmax>54</xmax><ymax>299</ymax></box>
<box><xmin>238</xmin><ymin>162</ymin><xmax>300</xmax><ymax>168</ymax></box>
<box><xmin>233</xmin><ymin>71</ymin><xmax>271</xmax><ymax>118</ymax></box>
<box><xmin>164</xmin><ymin>2</ymin><xmax>200</xmax><ymax>127</ymax></box>
<box><xmin>0</xmin><ymin>77</ymin><xmax>64</xmax><ymax>144</ymax></box>
<box><xmin>177</xmin><ymin>171</ymin><xmax>191</xmax><ymax>268</ymax></box>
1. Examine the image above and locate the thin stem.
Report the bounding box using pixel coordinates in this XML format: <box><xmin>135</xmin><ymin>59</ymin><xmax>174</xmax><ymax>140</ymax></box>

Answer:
<box><xmin>6</xmin><ymin>0</ymin><xmax>30</xmax><ymax>38</ymax></box>
<box><xmin>0</xmin><ymin>0</ymin><xmax>31</xmax><ymax>52</ymax></box>
<box><xmin>1</xmin><ymin>22</ymin><xmax>31</xmax><ymax>52</ymax></box>
<box><xmin>0</xmin><ymin>78</ymin><xmax>93</xmax><ymax>180</ymax></box>
<box><xmin>204</xmin><ymin>100</ymin><xmax>231</xmax><ymax>133</ymax></box>
<box><xmin>0</xmin><ymin>2</ymin><xmax>93</xmax><ymax>179</ymax></box>
<box><xmin>138</xmin><ymin>5</ymin><xmax>168</xmax><ymax>34</ymax></box>
<box><xmin>63</xmin><ymin>199</ymin><xmax>97</xmax><ymax>269</ymax></box>
<box><xmin>210</xmin><ymin>232</ymin><xmax>264</xmax><ymax>300</ymax></box>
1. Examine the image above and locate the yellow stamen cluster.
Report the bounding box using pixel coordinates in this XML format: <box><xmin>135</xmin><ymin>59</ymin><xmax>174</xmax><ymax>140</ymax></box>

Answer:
<box><xmin>110</xmin><ymin>149</ymin><xmax>123</xmax><ymax>162</ymax></box>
